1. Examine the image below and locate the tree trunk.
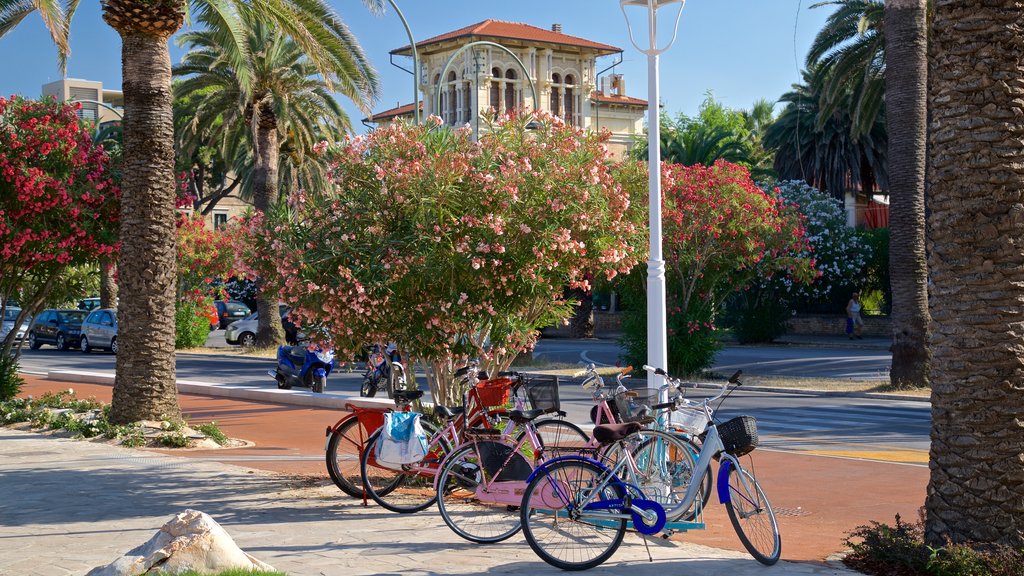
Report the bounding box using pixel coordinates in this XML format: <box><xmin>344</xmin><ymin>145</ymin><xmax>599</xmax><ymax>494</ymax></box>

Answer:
<box><xmin>568</xmin><ymin>287</ymin><xmax>594</xmax><ymax>339</ymax></box>
<box><xmin>107</xmin><ymin>26</ymin><xmax>182</xmax><ymax>424</ymax></box>
<box><xmin>252</xmin><ymin>102</ymin><xmax>285</xmax><ymax>347</ymax></box>
<box><xmin>99</xmin><ymin>258</ymin><xmax>118</xmax><ymax>309</ymax></box>
<box><xmin>925</xmin><ymin>0</ymin><xmax>1024</xmax><ymax>547</ymax></box>
<box><xmin>885</xmin><ymin>0</ymin><xmax>931</xmax><ymax>389</ymax></box>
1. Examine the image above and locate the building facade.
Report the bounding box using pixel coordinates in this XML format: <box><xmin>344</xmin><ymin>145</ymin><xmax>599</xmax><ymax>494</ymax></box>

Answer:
<box><xmin>367</xmin><ymin>20</ymin><xmax>647</xmax><ymax>160</ymax></box>
<box><xmin>41</xmin><ymin>78</ymin><xmax>124</xmax><ymax>124</ymax></box>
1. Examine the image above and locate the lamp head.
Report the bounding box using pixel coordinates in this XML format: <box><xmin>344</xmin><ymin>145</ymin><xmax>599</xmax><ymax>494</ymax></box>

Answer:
<box><xmin>619</xmin><ymin>0</ymin><xmax>684</xmax><ymax>9</ymax></box>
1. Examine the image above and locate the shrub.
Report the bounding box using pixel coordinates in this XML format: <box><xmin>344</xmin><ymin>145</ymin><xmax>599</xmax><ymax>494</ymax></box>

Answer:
<box><xmin>860</xmin><ymin>227</ymin><xmax>890</xmax><ymax>313</ymax></box>
<box><xmin>0</xmin><ymin>355</ymin><xmax>23</xmax><ymax>401</ymax></box>
<box><xmin>195</xmin><ymin>421</ymin><xmax>228</xmax><ymax>445</ymax></box>
<box><xmin>175</xmin><ymin>295</ymin><xmax>213</xmax><ymax>349</ymax></box>
<box><xmin>159</xmin><ymin>431</ymin><xmax>191</xmax><ymax>448</ymax></box>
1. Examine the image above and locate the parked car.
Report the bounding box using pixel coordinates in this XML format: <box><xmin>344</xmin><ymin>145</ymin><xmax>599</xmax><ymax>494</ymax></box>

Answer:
<box><xmin>29</xmin><ymin>309</ymin><xmax>87</xmax><ymax>350</ymax></box>
<box><xmin>77</xmin><ymin>297</ymin><xmax>101</xmax><ymax>311</ymax></box>
<box><xmin>1</xmin><ymin>307</ymin><xmax>31</xmax><ymax>342</ymax></box>
<box><xmin>80</xmin><ymin>308</ymin><xmax>118</xmax><ymax>354</ymax></box>
<box><xmin>225</xmin><ymin>304</ymin><xmax>291</xmax><ymax>347</ymax></box>
<box><xmin>213</xmin><ymin>300</ymin><xmax>251</xmax><ymax>330</ymax></box>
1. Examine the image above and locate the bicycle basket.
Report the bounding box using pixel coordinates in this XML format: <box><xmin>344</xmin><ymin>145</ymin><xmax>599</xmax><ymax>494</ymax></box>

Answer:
<box><xmin>718</xmin><ymin>415</ymin><xmax>759</xmax><ymax>456</ymax></box>
<box><xmin>524</xmin><ymin>374</ymin><xmax>560</xmax><ymax>413</ymax></box>
<box><xmin>472</xmin><ymin>376</ymin><xmax>513</xmax><ymax>407</ymax></box>
<box><xmin>614</xmin><ymin>388</ymin><xmax>662</xmax><ymax>423</ymax></box>
<box><xmin>669</xmin><ymin>407</ymin><xmax>709</xmax><ymax>435</ymax></box>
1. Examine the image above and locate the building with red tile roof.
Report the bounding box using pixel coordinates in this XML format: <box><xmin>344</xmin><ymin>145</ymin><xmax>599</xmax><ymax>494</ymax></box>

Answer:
<box><xmin>366</xmin><ymin>20</ymin><xmax>647</xmax><ymax>159</ymax></box>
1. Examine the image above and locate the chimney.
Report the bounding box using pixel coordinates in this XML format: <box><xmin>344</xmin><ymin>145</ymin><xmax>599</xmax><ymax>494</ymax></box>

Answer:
<box><xmin>552</xmin><ymin>23</ymin><xmax>563</xmax><ymax>33</ymax></box>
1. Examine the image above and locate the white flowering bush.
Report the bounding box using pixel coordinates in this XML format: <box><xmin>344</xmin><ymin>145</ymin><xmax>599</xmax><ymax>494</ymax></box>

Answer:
<box><xmin>730</xmin><ymin>180</ymin><xmax>871</xmax><ymax>342</ymax></box>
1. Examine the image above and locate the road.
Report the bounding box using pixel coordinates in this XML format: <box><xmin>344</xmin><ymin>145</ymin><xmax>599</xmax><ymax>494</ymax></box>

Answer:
<box><xmin>16</xmin><ymin>336</ymin><xmax>926</xmax><ymax>464</ymax></box>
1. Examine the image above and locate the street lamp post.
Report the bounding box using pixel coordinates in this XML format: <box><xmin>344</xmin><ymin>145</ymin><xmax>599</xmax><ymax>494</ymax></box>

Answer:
<box><xmin>386</xmin><ymin>0</ymin><xmax>420</xmax><ymax>125</ymax></box>
<box><xmin>619</xmin><ymin>0</ymin><xmax>686</xmax><ymax>388</ymax></box>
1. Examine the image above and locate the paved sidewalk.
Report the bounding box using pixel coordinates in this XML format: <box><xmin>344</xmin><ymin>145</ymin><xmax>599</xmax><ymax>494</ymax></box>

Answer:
<box><xmin>0</xmin><ymin>429</ymin><xmax>859</xmax><ymax>576</ymax></box>
<box><xmin>2</xmin><ymin>375</ymin><xmax>930</xmax><ymax>575</ymax></box>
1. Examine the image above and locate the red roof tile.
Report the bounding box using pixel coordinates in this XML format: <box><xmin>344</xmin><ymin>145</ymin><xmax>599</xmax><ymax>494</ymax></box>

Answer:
<box><xmin>392</xmin><ymin>20</ymin><xmax>621</xmax><ymax>55</ymax></box>
<box><xmin>591</xmin><ymin>92</ymin><xmax>648</xmax><ymax>107</ymax></box>
<box><xmin>366</xmin><ymin>101</ymin><xmax>422</xmax><ymax>122</ymax></box>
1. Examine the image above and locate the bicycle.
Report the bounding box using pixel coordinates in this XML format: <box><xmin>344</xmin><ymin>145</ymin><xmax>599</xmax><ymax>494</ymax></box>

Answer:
<box><xmin>519</xmin><ymin>367</ymin><xmax>781</xmax><ymax>570</ymax></box>
<box><xmin>434</xmin><ymin>374</ymin><xmax>589</xmax><ymax>543</ymax></box>
<box><xmin>326</xmin><ymin>362</ymin><xmax>511</xmax><ymax>499</ymax></box>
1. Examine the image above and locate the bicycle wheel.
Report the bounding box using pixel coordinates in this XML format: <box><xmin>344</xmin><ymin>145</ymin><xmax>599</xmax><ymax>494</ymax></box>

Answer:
<box><xmin>724</xmin><ymin>463</ymin><xmax>781</xmax><ymax>565</ymax></box>
<box><xmin>436</xmin><ymin>443</ymin><xmax>523</xmax><ymax>543</ymax></box>
<box><xmin>326</xmin><ymin>416</ymin><xmax>378</xmax><ymax>498</ymax></box>
<box><xmin>631</xmin><ymin>430</ymin><xmax>710</xmax><ymax>522</ymax></box>
<box><xmin>360</xmin><ymin>420</ymin><xmax>449</xmax><ymax>513</ymax></box>
<box><xmin>526</xmin><ymin>419</ymin><xmax>590</xmax><ymax>452</ymax></box>
<box><xmin>520</xmin><ymin>458</ymin><xmax>626</xmax><ymax>571</ymax></box>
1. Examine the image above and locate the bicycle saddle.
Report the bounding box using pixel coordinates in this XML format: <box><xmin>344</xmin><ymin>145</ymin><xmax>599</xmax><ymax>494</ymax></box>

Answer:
<box><xmin>392</xmin><ymin>390</ymin><xmax>424</xmax><ymax>403</ymax></box>
<box><xmin>592</xmin><ymin>422</ymin><xmax>642</xmax><ymax>445</ymax></box>
<box><xmin>508</xmin><ymin>409</ymin><xmax>547</xmax><ymax>424</ymax></box>
<box><xmin>433</xmin><ymin>405</ymin><xmax>465</xmax><ymax>420</ymax></box>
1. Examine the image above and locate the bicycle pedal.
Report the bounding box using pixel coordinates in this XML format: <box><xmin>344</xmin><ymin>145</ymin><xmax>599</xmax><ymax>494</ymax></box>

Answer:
<box><xmin>660</xmin><ymin>530</ymin><xmax>674</xmax><ymax>539</ymax></box>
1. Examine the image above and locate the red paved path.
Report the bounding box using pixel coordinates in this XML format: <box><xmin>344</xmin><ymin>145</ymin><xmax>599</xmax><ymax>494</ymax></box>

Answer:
<box><xmin>19</xmin><ymin>376</ymin><xmax>928</xmax><ymax>564</ymax></box>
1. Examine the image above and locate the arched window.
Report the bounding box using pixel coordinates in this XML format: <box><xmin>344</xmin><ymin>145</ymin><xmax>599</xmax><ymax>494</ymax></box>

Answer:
<box><xmin>463</xmin><ymin>81</ymin><xmax>472</xmax><ymax>124</ymax></box>
<box><xmin>489</xmin><ymin>67</ymin><xmax>501</xmax><ymax>113</ymax></box>
<box><xmin>447</xmin><ymin>71</ymin><xmax>457</xmax><ymax>125</ymax></box>
<box><xmin>434</xmin><ymin>74</ymin><xmax>442</xmax><ymax>119</ymax></box>
<box><xmin>504</xmin><ymin>69</ymin><xmax>517</xmax><ymax>113</ymax></box>
<box><xmin>564</xmin><ymin>74</ymin><xmax>576</xmax><ymax>126</ymax></box>
<box><xmin>550</xmin><ymin>73</ymin><xmax>561</xmax><ymax>116</ymax></box>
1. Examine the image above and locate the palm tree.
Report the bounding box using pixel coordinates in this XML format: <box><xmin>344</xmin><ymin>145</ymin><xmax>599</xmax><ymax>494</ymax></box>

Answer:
<box><xmin>884</xmin><ymin>0</ymin><xmax>929</xmax><ymax>389</ymax></box>
<box><xmin>925</xmin><ymin>0</ymin><xmax>1024</xmax><ymax>547</ymax></box>
<box><xmin>1</xmin><ymin>0</ymin><xmax>381</xmax><ymax>424</ymax></box>
<box><xmin>763</xmin><ymin>66</ymin><xmax>887</xmax><ymax>200</ymax></box>
<box><xmin>807</xmin><ymin>0</ymin><xmax>885</xmax><ymax>138</ymax></box>
<box><xmin>175</xmin><ymin>13</ymin><xmax>366</xmax><ymax>346</ymax></box>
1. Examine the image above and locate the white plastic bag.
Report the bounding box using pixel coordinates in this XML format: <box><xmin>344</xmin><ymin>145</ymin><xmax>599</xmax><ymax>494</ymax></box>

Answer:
<box><xmin>374</xmin><ymin>412</ymin><xmax>428</xmax><ymax>470</ymax></box>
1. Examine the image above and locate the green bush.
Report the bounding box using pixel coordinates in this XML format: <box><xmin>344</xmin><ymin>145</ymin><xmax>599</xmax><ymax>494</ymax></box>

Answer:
<box><xmin>0</xmin><ymin>354</ymin><xmax>23</xmax><ymax>401</ymax></box>
<box><xmin>620</xmin><ymin>309</ymin><xmax>721</xmax><ymax>376</ymax></box>
<box><xmin>175</xmin><ymin>297</ymin><xmax>212</xmax><ymax>349</ymax></box>
<box><xmin>727</xmin><ymin>291</ymin><xmax>791</xmax><ymax>344</ymax></box>
<box><xmin>196</xmin><ymin>421</ymin><xmax>229</xmax><ymax>445</ymax></box>
<box><xmin>860</xmin><ymin>227</ymin><xmax>891</xmax><ymax>314</ymax></box>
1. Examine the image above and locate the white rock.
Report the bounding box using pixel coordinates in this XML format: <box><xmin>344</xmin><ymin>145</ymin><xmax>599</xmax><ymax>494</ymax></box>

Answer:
<box><xmin>86</xmin><ymin>509</ymin><xmax>275</xmax><ymax>575</ymax></box>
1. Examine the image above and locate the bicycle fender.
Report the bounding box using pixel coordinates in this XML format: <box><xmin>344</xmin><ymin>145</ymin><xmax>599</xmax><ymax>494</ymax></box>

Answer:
<box><xmin>717</xmin><ymin>458</ymin><xmax>733</xmax><ymax>504</ymax></box>
<box><xmin>526</xmin><ymin>454</ymin><xmax>610</xmax><ymax>483</ymax></box>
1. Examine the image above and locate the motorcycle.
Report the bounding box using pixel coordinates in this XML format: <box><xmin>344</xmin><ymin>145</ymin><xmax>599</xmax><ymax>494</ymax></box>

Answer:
<box><xmin>268</xmin><ymin>342</ymin><xmax>334</xmax><ymax>393</ymax></box>
<box><xmin>360</xmin><ymin>344</ymin><xmax>404</xmax><ymax>398</ymax></box>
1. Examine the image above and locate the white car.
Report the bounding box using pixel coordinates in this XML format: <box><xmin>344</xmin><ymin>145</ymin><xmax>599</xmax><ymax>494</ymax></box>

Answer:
<box><xmin>225</xmin><ymin>305</ymin><xmax>297</xmax><ymax>346</ymax></box>
<box><xmin>1</xmin><ymin>308</ymin><xmax>31</xmax><ymax>341</ymax></box>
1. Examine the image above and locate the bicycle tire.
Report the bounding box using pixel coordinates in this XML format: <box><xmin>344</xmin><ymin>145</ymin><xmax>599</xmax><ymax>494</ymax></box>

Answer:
<box><xmin>724</xmin><ymin>463</ymin><xmax>781</xmax><ymax>565</ymax></box>
<box><xmin>632</xmin><ymin>431</ymin><xmax>710</xmax><ymax>522</ymax></box>
<box><xmin>326</xmin><ymin>416</ymin><xmax>400</xmax><ymax>499</ymax></box>
<box><xmin>359</xmin><ymin>420</ymin><xmax>449</xmax><ymax>513</ymax></box>
<box><xmin>436</xmin><ymin>443</ymin><xmax>523</xmax><ymax>543</ymax></box>
<box><xmin>520</xmin><ymin>458</ymin><xmax>626</xmax><ymax>571</ymax></box>
<box><xmin>524</xmin><ymin>419</ymin><xmax>590</xmax><ymax>454</ymax></box>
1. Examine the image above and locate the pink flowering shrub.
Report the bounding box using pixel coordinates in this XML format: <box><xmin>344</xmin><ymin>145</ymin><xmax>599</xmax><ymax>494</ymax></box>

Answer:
<box><xmin>619</xmin><ymin>160</ymin><xmax>815</xmax><ymax>375</ymax></box>
<box><xmin>0</xmin><ymin>96</ymin><xmax>120</xmax><ymax>359</ymax></box>
<box><xmin>175</xmin><ymin>214</ymin><xmax>240</xmax><ymax>348</ymax></box>
<box><xmin>245</xmin><ymin>114</ymin><xmax>645</xmax><ymax>404</ymax></box>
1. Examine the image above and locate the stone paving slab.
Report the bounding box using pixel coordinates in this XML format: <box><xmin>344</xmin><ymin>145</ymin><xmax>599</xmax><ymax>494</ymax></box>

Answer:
<box><xmin>0</xmin><ymin>429</ymin><xmax>859</xmax><ymax>576</ymax></box>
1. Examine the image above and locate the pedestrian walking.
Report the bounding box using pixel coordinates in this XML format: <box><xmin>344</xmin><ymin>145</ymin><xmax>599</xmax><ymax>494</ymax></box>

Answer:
<box><xmin>846</xmin><ymin>291</ymin><xmax>864</xmax><ymax>340</ymax></box>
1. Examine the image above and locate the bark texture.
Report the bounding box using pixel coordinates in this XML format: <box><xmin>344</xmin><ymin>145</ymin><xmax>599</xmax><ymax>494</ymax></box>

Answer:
<box><xmin>568</xmin><ymin>287</ymin><xmax>594</xmax><ymax>339</ymax></box>
<box><xmin>105</xmin><ymin>2</ymin><xmax>184</xmax><ymax>424</ymax></box>
<box><xmin>99</xmin><ymin>259</ymin><xmax>118</xmax><ymax>309</ymax></box>
<box><xmin>926</xmin><ymin>0</ymin><xmax>1024</xmax><ymax>547</ymax></box>
<box><xmin>885</xmin><ymin>0</ymin><xmax>932</xmax><ymax>388</ymax></box>
<box><xmin>252</xmin><ymin>101</ymin><xmax>286</xmax><ymax>347</ymax></box>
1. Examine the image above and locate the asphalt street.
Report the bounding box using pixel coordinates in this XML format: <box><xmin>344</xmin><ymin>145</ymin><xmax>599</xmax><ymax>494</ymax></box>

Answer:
<box><xmin>16</xmin><ymin>334</ymin><xmax>927</xmax><ymax>465</ymax></box>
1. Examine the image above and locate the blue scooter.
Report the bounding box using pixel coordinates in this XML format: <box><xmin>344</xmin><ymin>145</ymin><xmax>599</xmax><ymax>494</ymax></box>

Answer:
<box><xmin>269</xmin><ymin>343</ymin><xmax>334</xmax><ymax>393</ymax></box>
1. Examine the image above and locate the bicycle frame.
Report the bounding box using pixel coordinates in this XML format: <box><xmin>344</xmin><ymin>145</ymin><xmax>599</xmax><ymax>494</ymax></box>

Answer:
<box><xmin>434</xmin><ymin>421</ymin><xmax>543</xmax><ymax>506</ymax></box>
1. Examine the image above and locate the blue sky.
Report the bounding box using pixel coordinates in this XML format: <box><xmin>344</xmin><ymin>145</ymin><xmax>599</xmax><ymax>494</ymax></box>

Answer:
<box><xmin>0</xmin><ymin>1</ymin><xmax>830</xmax><ymax>133</ymax></box>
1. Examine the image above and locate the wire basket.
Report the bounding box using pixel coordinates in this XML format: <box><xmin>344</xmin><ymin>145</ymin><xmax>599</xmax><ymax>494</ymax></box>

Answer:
<box><xmin>524</xmin><ymin>374</ymin><xmax>560</xmax><ymax>413</ymax></box>
<box><xmin>472</xmin><ymin>376</ymin><xmax>514</xmax><ymax>408</ymax></box>
<box><xmin>718</xmin><ymin>415</ymin><xmax>759</xmax><ymax>456</ymax></box>
<box><xmin>669</xmin><ymin>406</ymin><xmax>709</xmax><ymax>435</ymax></box>
<box><xmin>614</xmin><ymin>388</ymin><xmax>662</xmax><ymax>423</ymax></box>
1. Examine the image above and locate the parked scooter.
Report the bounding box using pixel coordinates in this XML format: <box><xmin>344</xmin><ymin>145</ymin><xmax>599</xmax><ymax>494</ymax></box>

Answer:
<box><xmin>268</xmin><ymin>341</ymin><xmax>334</xmax><ymax>393</ymax></box>
<box><xmin>360</xmin><ymin>344</ymin><xmax>404</xmax><ymax>398</ymax></box>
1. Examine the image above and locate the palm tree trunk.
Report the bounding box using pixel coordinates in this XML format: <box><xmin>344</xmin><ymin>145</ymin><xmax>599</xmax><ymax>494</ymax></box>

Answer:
<box><xmin>99</xmin><ymin>258</ymin><xmax>117</xmax><ymax>309</ymax></box>
<box><xmin>925</xmin><ymin>0</ymin><xmax>1024</xmax><ymax>547</ymax></box>
<box><xmin>885</xmin><ymin>0</ymin><xmax>931</xmax><ymax>389</ymax></box>
<box><xmin>108</xmin><ymin>27</ymin><xmax>182</xmax><ymax>424</ymax></box>
<box><xmin>252</xmin><ymin>103</ymin><xmax>285</xmax><ymax>347</ymax></box>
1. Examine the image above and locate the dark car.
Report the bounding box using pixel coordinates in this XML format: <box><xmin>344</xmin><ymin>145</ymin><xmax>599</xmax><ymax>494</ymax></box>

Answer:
<box><xmin>213</xmin><ymin>300</ymin><xmax>251</xmax><ymax>330</ymax></box>
<box><xmin>29</xmin><ymin>309</ymin><xmax>88</xmax><ymax>351</ymax></box>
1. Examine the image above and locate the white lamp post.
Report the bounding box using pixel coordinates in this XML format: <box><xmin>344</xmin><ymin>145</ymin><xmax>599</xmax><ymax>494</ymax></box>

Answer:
<box><xmin>619</xmin><ymin>0</ymin><xmax>686</xmax><ymax>388</ymax></box>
